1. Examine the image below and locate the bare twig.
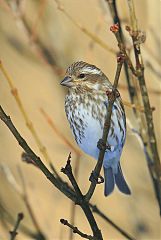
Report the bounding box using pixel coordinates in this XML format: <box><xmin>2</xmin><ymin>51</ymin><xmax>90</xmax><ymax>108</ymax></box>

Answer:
<box><xmin>61</xmin><ymin>155</ymin><xmax>103</xmax><ymax>240</ymax></box>
<box><xmin>17</xmin><ymin>167</ymin><xmax>46</xmax><ymax>238</ymax></box>
<box><xmin>1</xmin><ymin>164</ymin><xmax>47</xmax><ymax>239</ymax></box>
<box><xmin>90</xmin><ymin>205</ymin><xmax>136</xmax><ymax>240</ymax></box>
<box><xmin>119</xmin><ymin>83</ymin><xmax>161</xmax><ymax>96</ymax></box>
<box><xmin>126</xmin><ymin>0</ymin><xmax>161</xmax><ymax>214</ymax></box>
<box><xmin>69</xmin><ymin>155</ymin><xmax>81</xmax><ymax>240</ymax></box>
<box><xmin>0</xmin><ymin>105</ymin><xmax>76</xmax><ymax>202</ymax></box>
<box><xmin>60</xmin><ymin>219</ymin><xmax>93</xmax><ymax>240</ymax></box>
<box><xmin>3</xmin><ymin>0</ymin><xmax>62</xmax><ymax>74</ymax></box>
<box><xmin>85</xmin><ymin>47</ymin><xmax>125</xmax><ymax>201</ymax></box>
<box><xmin>0</xmin><ymin>105</ymin><xmax>137</xmax><ymax>240</ymax></box>
<box><xmin>0</xmin><ymin>106</ymin><xmax>103</xmax><ymax>240</ymax></box>
<box><xmin>39</xmin><ymin>107</ymin><xmax>81</xmax><ymax>239</ymax></box>
<box><xmin>54</xmin><ymin>0</ymin><xmax>116</xmax><ymax>54</ymax></box>
<box><xmin>106</xmin><ymin>0</ymin><xmax>137</xmax><ymax>106</ymax></box>
<box><xmin>0</xmin><ymin>61</ymin><xmax>59</xmax><ymax>178</ymax></box>
<box><xmin>10</xmin><ymin>213</ymin><xmax>24</xmax><ymax>240</ymax></box>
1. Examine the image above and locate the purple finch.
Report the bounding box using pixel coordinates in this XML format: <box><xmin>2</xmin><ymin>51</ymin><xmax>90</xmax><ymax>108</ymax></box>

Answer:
<box><xmin>61</xmin><ymin>61</ymin><xmax>131</xmax><ymax>196</ymax></box>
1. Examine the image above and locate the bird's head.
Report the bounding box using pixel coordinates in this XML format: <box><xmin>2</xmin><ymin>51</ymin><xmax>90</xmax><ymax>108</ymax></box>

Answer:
<box><xmin>60</xmin><ymin>61</ymin><xmax>111</xmax><ymax>92</ymax></box>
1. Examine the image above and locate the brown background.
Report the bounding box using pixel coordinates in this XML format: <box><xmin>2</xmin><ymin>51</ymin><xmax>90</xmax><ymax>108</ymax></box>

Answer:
<box><xmin>0</xmin><ymin>0</ymin><xmax>160</xmax><ymax>239</ymax></box>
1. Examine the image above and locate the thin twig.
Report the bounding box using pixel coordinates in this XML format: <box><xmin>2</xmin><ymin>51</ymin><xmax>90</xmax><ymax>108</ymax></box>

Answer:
<box><xmin>10</xmin><ymin>213</ymin><xmax>24</xmax><ymax>240</ymax></box>
<box><xmin>0</xmin><ymin>106</ymin><xmax>103</xmax><ymax>240</ymax></box>
<box><xmin>60</xmin><ymin>219</ymin><xmax>93</xmax><ymax>240</ymax></box>
<box><xmin>1</xmin><ymin>164</ymin><xmax>47</xmax><ymax>239</ymax></box>
<box><xmin>0</xmin><ymin>61</ymin><xmax>59</xmax><ymax>178</ymax></box>
<box><xmin>69</xmin><ymin>155</ymin><xmax>81</xmax><ymax>240</ymax></box>
<box><xmin>17</xmin><ymin>167</ymin><xmax>46</xmax><ymax>238</ymax></box>
<box><xmin>0</xmin><ymin>105</ymin><xmax>76</xmax><ymax>202</ymax></box>
<box><xmin>61</xmin><ymin>155</ymin><xmax>103</xmax><ymax>240</ymax></box>
<box><xmin>54</xmin><ymin>0</ymin><xmax>116</xmax><ymax>54</ymax></box>
<box><xmin>126</xmin><ymin>0</ymin><xmax>161</xmax><ymax>214</ymax></box>
<box><xmin>4</xmin><ymin>1</ymin><xmax>62</xmax><ymax>74</ymax></box>
<box><xmin>90</xmin><ymin>205</ymin><xmax>136</xmax><ymax>240</ymax></box>
<box><xmin>119</xmin><ymin>83</ymin><xmax>161</xmax><ymax>96</ymax></box>
<box><xmin>106</xmin><ymin>0</ymin><xmax>137</xmax><ymax>107</ymax></box>
<box><xmin>85</xmin><ymin>47</ymin><xmax>125</xmax><ymax>201</ymax></box>
<box><xmin>39</xmin><ymin>108</ymin><xmax>81</xmax><ymax>240</ymax></box>
<box><xmin>0</xmin><ymin>105</ymin><xmax>137</xmax><ymax>239</ymax></box>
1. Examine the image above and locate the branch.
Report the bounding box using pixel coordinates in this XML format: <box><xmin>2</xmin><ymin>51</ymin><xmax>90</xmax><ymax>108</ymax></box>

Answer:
<box><xmin>61</xmin><ymin>154</ymin><xmax>103</xmax><ymax>240</ymax></box>
<box><xmin>10</xmin><ymin>213</ymin><xmax>24</xmax><ymax>240</ymax></box>
<box><xmin>54</xmin><ymin>0</ymin><xmax>116</xmax><ymax>54</ymax></box>
<box><xmin>0</xmin><ymin>105</ymin><xmax>137</xmax><ymax>239</ymax></box>
<box><xmin>40</xmin><ymin>108</ymin><xmax>82</xmax><ymax>239</ymax></box>
<box><xmin>0</xmin><ymin>61</ymin><xmax>59</xmax><ymax>178</ymax></box>
<box><xmin>0</xmin><ymin>105</ymin><xmax>76</xmax><ymax>202</ymax></box>
<box><xmin>4</xmin><ymin>0</ymin><xmax>62</xmax><ymax>74</ymax></box>
<box><xmin>106</xmin><ymin>0</ymin><xmax>137</xmax><ymax>107</ymax></box>
<box><xmin>60</xmin><ymin>219</ymin><xmax>93</xmax><ymax>240</ymax></box>
<box><xmin>0</xmin><ymin>106</ymin><xmax>103</xmax><ymax>240</ymax></box>
<box><xmin>85</xmin><ymin>48</ymin><xmax>125</xmax><ymax>201</ymax></box>
<box><xmin>90</xmin><ymin>205</ymin><xmax>136</xmax><ymax>240</ymax></box>
<box><xmin>126</xmin><ymin>0</ymin><xmax>161</xmax><ymax>214</ymax></box>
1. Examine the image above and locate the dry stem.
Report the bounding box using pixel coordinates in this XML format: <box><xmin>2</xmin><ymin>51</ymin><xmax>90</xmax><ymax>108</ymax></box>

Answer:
<box><xmin>0</xmin><ymin>61</ymin><xmax>59</xmax><ymax>178</ymax></box>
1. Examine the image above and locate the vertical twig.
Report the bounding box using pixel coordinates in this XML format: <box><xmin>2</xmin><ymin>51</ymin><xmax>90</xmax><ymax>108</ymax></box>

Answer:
<box><xmin>127</xmin><ymin>0</ymin><xmax>161</xmax><ymax>214</ymax></box>
<box><xmin>85</xmin><ymin>46</ymin><xmax>125</xmax><ymax>201</ymax></box>
<box><xmin>106</xmin><ymin>0</ymin><xmax>137</xmax><ymax>106</ymax></box>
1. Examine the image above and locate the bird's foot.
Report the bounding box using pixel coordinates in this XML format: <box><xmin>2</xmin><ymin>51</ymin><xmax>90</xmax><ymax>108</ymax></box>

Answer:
<box><xmin>97</xmin><ymin>139</ymin><xmax>111</xmax><ymax>151</ymax></box>
<box><xmin>89</xmin><ymin>171</ymin><xmax>104</xmax><ymax>184</ymax></box>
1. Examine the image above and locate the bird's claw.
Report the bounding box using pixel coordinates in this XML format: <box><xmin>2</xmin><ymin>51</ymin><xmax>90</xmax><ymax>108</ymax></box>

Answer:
<box><xmin>97</xmin><ymin>139</ymin><xmax>111</xmax><ymax>151</ymax></box>
<box><xmin>89</xmin><ymin>171</ymin><xmax>104</xmax><ymax>184</ymax></box>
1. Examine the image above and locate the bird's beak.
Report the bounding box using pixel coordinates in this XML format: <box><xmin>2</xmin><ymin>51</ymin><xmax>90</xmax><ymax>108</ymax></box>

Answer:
<box><xmin>60</xmin><ymin>76</ymin><xmax>73</xmax><ymax>87</ymax></box>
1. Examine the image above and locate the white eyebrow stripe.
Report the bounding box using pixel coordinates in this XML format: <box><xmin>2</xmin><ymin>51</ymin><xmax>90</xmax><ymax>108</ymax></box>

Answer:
<box><xmin>81</xmin><ymin>67</ymin><xmax>101</xmax><ymax>75</ymax></box>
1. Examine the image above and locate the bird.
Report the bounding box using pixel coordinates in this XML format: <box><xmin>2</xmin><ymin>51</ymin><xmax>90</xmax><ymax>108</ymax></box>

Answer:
<box><xmin>60</xmin><ymin>61</ymin><xmax>131</xmax><ymax>196</ymax></box>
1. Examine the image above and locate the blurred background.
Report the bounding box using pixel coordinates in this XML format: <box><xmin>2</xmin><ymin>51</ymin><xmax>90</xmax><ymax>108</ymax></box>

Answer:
<box><xmin>0</xmin><ymin>0</ymin><xmax>161</xmax><ymax>239</ymax></box>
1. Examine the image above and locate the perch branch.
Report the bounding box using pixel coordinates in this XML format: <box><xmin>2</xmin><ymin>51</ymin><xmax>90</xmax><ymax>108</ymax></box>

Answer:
<box><xmin>0</xmin><ymin>106</ymin><xmax>103</xmax><ymax>240</ymax></box>
<box><xmin>61</xmin><ymin>155</ymin><xmax>103</xmax><ymax>240</ymax></box>
<box><xmin>85</xmin><ymin>47</ymin><xmax>125</xmax><ymax>201</ymax></box>
<box><xmin>106</xmin><ymin>0</ymin><xmax>137</xmax><ymax>106</ymax></box>
<box><xmin>0</xmin><ymin>105</ymin><xmax>136</xmax><ymax>239</ymax></box>
<box><xmin>40</xmin><ymin>108</ymin><xmax>82</xmax><ymax>239</ymax></box>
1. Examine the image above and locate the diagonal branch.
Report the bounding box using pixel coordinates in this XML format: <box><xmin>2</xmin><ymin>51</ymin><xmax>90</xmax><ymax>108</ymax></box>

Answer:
<box><xmin>0</xmin><ymin>104</ymin><xmax>137</xmax><ymax>239</ymax></box>
<box><xmin>61</xmin><ymin>154</ymin><xmax>103</xmax><ymax>240</ymax></box>
<box><xmin>0</xmin><ymin>105</ymin><xmax>76</xmax><ymax>202</ymax></box>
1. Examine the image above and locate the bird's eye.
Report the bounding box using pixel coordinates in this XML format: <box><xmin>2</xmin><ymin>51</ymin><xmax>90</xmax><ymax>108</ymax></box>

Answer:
<box><xmin>78</xmin><ymin>73</ymin><xmax>85</xmax><ymax>79</ymax></box>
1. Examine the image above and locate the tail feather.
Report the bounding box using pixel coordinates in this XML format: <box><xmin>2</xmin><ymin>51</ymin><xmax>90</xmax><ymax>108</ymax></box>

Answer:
<box><xmin>114</xmin><ymin>163</ymin><xmax>131</xmax><ymax>195</ymax></box>
<box><xmin>104</xmin><ymin>167</ymin><xmax>115</xmax><ymax>196</ymax></box>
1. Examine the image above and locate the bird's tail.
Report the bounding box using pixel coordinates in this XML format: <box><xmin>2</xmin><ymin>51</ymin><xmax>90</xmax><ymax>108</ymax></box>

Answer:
<box><xmin>104</xmin><ymin>163</ymin><xmax>131</xmax><ymax>196</ymax></box>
